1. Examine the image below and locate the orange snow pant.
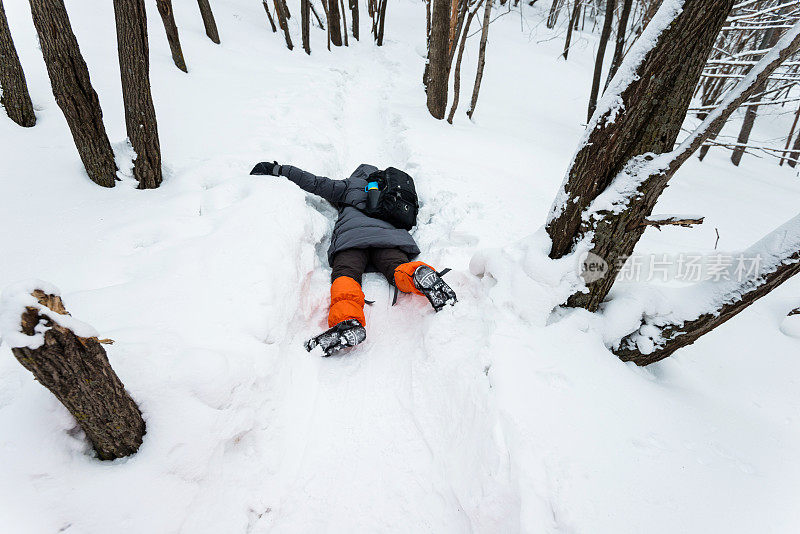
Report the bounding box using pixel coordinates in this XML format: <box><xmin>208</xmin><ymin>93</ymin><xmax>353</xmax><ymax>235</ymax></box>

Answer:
<box><xmin>328</xmin><ymin>259</ymin><xmax>436</xmax><ymax>328</ymax></box>
<box><xmin>328</xmin><ymin>276</ymin><xmax>366</xmax><ymax>327</ymax></box>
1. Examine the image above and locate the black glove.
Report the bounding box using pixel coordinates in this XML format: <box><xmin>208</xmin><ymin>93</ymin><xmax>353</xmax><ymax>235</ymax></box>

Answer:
<box><xmin>250</xmin><ymin>161</ymin><xmax>282</xmax><ymax>176</ymax></box>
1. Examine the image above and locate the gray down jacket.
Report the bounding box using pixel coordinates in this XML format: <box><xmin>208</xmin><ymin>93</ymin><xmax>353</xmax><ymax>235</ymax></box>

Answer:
<box><xmin>279</xmin><ymin>163</ymin><xmax>421</xmax><ymax>264</ymax></box>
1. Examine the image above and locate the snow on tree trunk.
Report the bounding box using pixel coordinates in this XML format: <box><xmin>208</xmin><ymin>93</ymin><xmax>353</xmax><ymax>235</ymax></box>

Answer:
<box><xmin>555</xmin><ymin>17</ymin><xmax>800</xmax><ymax>313</ymax></box>
<box><xmin>0</xmin><ymin>0</ymin><xmax>36</xmax><ymax>127</ymax></box>
<box><xmin>29</xmin><ymin>0</ymin><xmax>117</xmax><ymax>188</ymax></box>
<box><xmin>546</xmin><ymin>0</ymin><xmax>734</xmax><ymax>309</ymax></box>
<box><xmin>0</xmin><ymin>283</ymin><xmax>146</xmax><ymax>460</ymax></box>
<box><xmin>615</xmin><ymin>213</ymin><xmax>800</xmax><ymax>365</ymax></box>
<box><xmin>114</xmin><ymin>0</ymin><xmax>163</xmax><ymax>190</ymax></box>
<box><xmin>156</xmin><ymin>0</ymin><xmax>187</xmax><ymax>72</ymax></box>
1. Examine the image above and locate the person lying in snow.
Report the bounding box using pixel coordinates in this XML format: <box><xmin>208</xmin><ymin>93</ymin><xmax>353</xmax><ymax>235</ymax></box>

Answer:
<box><xmin>250</xmin><ymin>161</ymin><xmax>457</xmax><ymax>356</ymax></box>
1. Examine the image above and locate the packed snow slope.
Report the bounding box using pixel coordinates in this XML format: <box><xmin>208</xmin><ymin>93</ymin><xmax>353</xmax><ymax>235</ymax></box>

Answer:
<box><xmin>2</xmin><ymin>0</ymin><xmax>800</xmax><ymax>532</ymax></box>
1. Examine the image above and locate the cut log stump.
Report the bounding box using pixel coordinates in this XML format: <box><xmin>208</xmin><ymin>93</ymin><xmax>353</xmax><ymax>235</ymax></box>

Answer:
<box><xmin>1</xmin><ymin>283</ymin><xmax>145</xmax><ymax>460</ymax></box>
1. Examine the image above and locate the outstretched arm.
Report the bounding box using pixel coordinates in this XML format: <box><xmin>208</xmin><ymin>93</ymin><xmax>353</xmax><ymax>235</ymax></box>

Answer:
<box><xmin>250</xmin><ymin>161</ymin><xmax>347</xmax><ymax>204</ymax></box>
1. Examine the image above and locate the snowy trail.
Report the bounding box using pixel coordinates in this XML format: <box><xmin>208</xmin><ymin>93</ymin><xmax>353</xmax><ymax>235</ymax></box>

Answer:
<box><xmin>241</xmin><ymin>48</ymin><xmax>517</xmax><ymax>532</ymax></box>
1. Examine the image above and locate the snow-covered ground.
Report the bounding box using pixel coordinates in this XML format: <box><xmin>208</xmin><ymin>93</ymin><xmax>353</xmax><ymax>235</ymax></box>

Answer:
<box><xmin>1</xmin><ymin>0</ymin><xmax>800</xmax><ymax>532</ymax></box>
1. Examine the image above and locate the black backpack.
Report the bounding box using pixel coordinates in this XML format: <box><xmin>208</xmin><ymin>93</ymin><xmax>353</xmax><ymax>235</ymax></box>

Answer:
<box><xmin>361</xmin><ymin>167</ymin><xmax>419</xmax><ymax>230</ymax></box>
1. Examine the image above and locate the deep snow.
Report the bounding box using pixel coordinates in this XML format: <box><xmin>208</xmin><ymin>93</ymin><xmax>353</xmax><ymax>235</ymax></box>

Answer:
<box><xmin>1</xmin><ymin>0</ymin><xmax>800</xmax><ymax>533</ymax></box>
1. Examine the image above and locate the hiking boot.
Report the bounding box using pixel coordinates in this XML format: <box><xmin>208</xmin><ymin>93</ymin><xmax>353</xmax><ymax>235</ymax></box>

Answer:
<box><xmin>305</xmin><ymin>319</ymin><xmax>366</xmax><ymax>357</ymax></box>
<box><xmin>412</xmin><ymin>265</ymin><xmax>457</xmax><ymax>312</ymax></box>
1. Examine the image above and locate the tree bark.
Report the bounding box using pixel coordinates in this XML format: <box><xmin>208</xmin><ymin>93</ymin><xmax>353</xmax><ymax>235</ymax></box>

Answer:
<box><xmin>274</xmin><ymin>0</ymin><xmax>294</xmax><ymax>50</ymax></box>
<box><xmin>605</xmin><ymin>0</ymin><xmax>632</xmax><ymax>87</ymax></box>
<box><xmin>731</xmin><ymin>27</ymin><xmax>778</xmax><ymax>166</ymax></box>
<box><xmin>340</xmin><ymin>0</ymin><xmax>349</xmax><ymax>46</ymax></box>
<box><xmin>788</xmin><ymin>128</ymin><xmax>800</xmax><ymax>168</ymax></box>
<box><xmin>562</xmin><ymin>0</ymin><xmax>581</xmax><ymax>60</ymax></box>
<box><xmin>447</xmin><ymin>0</ymin><xmax>482</xmax><ymax>123</ymax></box>
<box><xmin>350</xmin><ymin>0</ymin><xmax>359</xmax><ymax>40</ymax></box>
<box><xmin>615</xmin><ymin>213</ymin><xmax>800</xmax><ymax>365</ymax></box>
<box><xmin>310</xmin><ymin>1</ymin><xmax>325</xmax><ymax>29</ymax></box>
<box><xmin>9</xmin><ymin>289</ymin><xmax>145</xmax><ymax>460</ymax></box>
<box><xmin>0</xmin><ymin>0</ymin><xmax>36</xmax><ymax>127</ymax></box>
<box><xmin>29</xmin><ymin>0</ymin><xmax>117</xmax><ymax>188</ymax></box>
<box><xmin>114</xmin><ymin>0</ymin><xmax>162</xmax><ymax>190</ymax></box>
<box><xmin>376</xmin><ymin>0</ymin><xmax>387</xmax><ymax>45</ymax></box>
<box><xmin>548</xmin><ymin>11</ymin><xmax>800</xmax><ymax>313</ymax></box>
<box><xmin>426</xmin><ymin>0</ymin><xmax>450</xmax><ymax>118</ymax></box>
<box><xmin>262</xmin><ymin>0</ymin><xmax>278</xmax><ymax>32</ymax></box>
<box><xmin>302</xmin><ymin>0</ymin><xmax>311</xmax><ymax>53</ymax></box>
<box><xmin>466</xmin><ymin>0</ymin><xmax>492</xmax><ymax>119</ymax></box>
<box><xmin>329</xmin><ymin>0</ymin><xmax>343</xmax><ymax>45</ymax></box>
<box><xmin>546</xmin><ymin>0</ymin><xmax>563</xmax><ymax>29</ymax></box>
<box><xmin>586</xmin><ymin>0</ymin><xmax>615</xmax><ymax>121</ymax></box>
<box><xmin>155</xmin><ymin>0</ymin><xmax>187</xmax><ymax>72</ymax></box>
<box><xmin>197</xmin><ymin>0</ymin><xmax>220</xmax><ymax>44</ymax></box>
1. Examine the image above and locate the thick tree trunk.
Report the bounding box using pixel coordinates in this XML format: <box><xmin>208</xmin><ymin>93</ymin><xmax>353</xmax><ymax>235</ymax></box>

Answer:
<box><xmin>0</xmin><ymin>0</ymin><xmax>36</xmax><ymax>127</ymax></box>
<box><xmin>562</xmin><ymin>0</ymin><xmax>581</xmax><ymax>60</ymax></box>
<box><xmin>262</xmin><ymin>0</ymin><xmax>278</xmax><ymax>32</ymax></box>
<box><xmin>114</xmin><ymin>0</ymin><xmax>162</xmax><ymax>190</ymax></box>
<box><xmin>302</xmin><ymin>0</ymin><xmax>311</xmax><ymax>53</ymax></box>
<box><xmin>329</xmin><ymin>0</ymin><xmax>343</xmax><ymax>46</ymax></box>
<box><xmin>466</xmin><ymin>0</ymin><xmax>492</xmax><ymax>119</ymax></box>
<box><xmin>8</xmin><ymin>289</ymin><xmax>145</xmax><ymax>460</ymax></box>
<box><xmin>350</xmin><ymin>0</ymin><xmax>359</xmax><ymax>40</ymax></box>
<box><xmin>155</xmin><ymin>0</ymin><xmax>187</xmax><ymax>73</ymax></box>
<box><xmin>615</xmin><ymin>213</ymin><xmax>800</xmax><ymax>365</ymax></box>
<box><xmin>197</xmin><ymin>0</ymin><xmax>220</xmax><ymax>44</ymax></box>
<box><xmin>274</xmin><ymin>0</ymin><xmax>294</xmax><ymax>50</ymax></box>
<box><xmin>29</xmin><ymin>0</ymin><xmax>117</xmax><ymax>188</ymax></box>
<box><xmin>447</xmin><ymin>0</ymin><xmax>481</xmax><ymax>123</ymax></box>
<box><xmin>586</xmin><ymin>0</ymin><xmax>615</xmax><ymax>121</ymax></box>
<box><xmin>426</xmin><ymin>0</ymin><xmax>450</xmax><ymax>118</ymax></box>
<box><xmin>605</xmin><ymin>0</ymin><xmax>632</xmax><ymax>87</ymax></box>
<box><xmin>548</xmin><ymin>11</ymin><xmax>800</xmax><ymax>313</ymax></box>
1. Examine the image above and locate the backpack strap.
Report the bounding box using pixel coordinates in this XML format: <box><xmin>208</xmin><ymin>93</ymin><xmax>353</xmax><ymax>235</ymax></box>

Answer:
<box><xmin>438</xmin><ymin>268</ymin><xmax>451</xmax><ymax>277</ymax></box>
<box><xmin>391</xmin><ymin>285</ymin><xmax>399</xmax><ymax>306</ymax></box>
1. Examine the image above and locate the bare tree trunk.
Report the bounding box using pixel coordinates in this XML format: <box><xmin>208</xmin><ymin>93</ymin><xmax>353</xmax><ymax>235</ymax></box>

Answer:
<box><xmin>302</xmin><ymin>0</ymin><xmax>311</xmax><ymax>53</ymax></box>
<box><xmin>605</xmin><ymin>0</ymin><xmax>632</xmax><ymax>87</ymax></box>
<box><xmin>8</xmin><ymin>288</ymin><xmax>145</xmax><ymax>460</ymax></box>
<box><xmin>447</xmin><ymin>0</ymin><xmax>482</xmax><ymax>123</ymax></box>
<box><xmin>547</xmin><ymin>6</ymin><xmax>800</xmax><ymax>313</ymax></box>
<box><xmin>323</xmin><ymin>0</ymin><xmax>331</xmax><ymax>49</ymax></box>
<box><xmin>376</xmin><ymin>0</ymin><xmax>387</xmax><ymax>45</ymax></box>
<box><xmin>731</xmin><ymin>27</ymin><xmax>778</xmax><ymax>166</ymax></box>
<box><xmin>466</xmin><ymin>0</ymin><xmax>492</xmax><ymax>119</ymax></box>
<box><xmin>114</xmin><ymin>0</ymin><xmax>162</xmax><ymax>189</ymax></box>
<box><xmin>615</xmin><ymin>214</ymin><xmax>800</xmax><ymax>365</ymax></box>
<box><xmin>0</xmin><ymin>0</ymin><xmax>36</xmax><ymax>127</ymax></box>
<box><xmin>340</xmin><ymin>0</ymin><xmax>349</xmax><ymax>46</ymax></box>
<box><xmin>349</xmin><ymin>0</ymin><xmax>359</xmax><ymax>40</ymax></box>
<box><xmin>197</xmin><ymin>0</ymin><xmax>220</xmax><ymax>44</ymax></box>
<box><xmin>587</xmin><ymin>0</ymin><xmax>615</xmax><ymax>121</ymax></box>
<box><xmin>155</xmin><ymin>0</ymin><xmax>187</xmax><ymax>72</ymax></box>
<box><xmin>788</xmin><ymin>129</ymin><xmax>800</xmax><ymax>168</ymax></box>
<box><xmin>274</xmin><ymin>0</ymin><xmax>294</xmax><ymax>49</ymax></box>
<box><xmin>426</xmin><ymin>0</ymin><xmax>450</xmax><ymax>118</ymax></box>
<box><xmin>546</xmin><ymin>0</ymin><xmax>563</xmax><ymax>29</ymax></box>
<box><xmin>329</xmin><ymin>0</ymin><xmax>343</xmax><ymax>45</ymax></box>
<box><xmin>29</xmin><ymin>0</ymin><xmax>117</xmax><ymax>188</ymax></box>
<box><xmin>262</xmin><ymin>0</ymin><xmax>278</xmax><ymax>32</ymax></box>
<box><xmin>562</xmin><ymin>0</ymin><xmax>581</xmax><ymax>60</ymax></box>
<box><xmin>281</xmin><ymin>0</ymin><xmax>291</xmax><ymax>19</ymax></box>
<box><xmin>310</xmin><ymin>1</ymin><xmax>325</xmax><ymax>29</ymax></box>
<box><xmin>779</xmin><ymin>105</ymin><xmax>800</xmax><ymax>166</ymax></box>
